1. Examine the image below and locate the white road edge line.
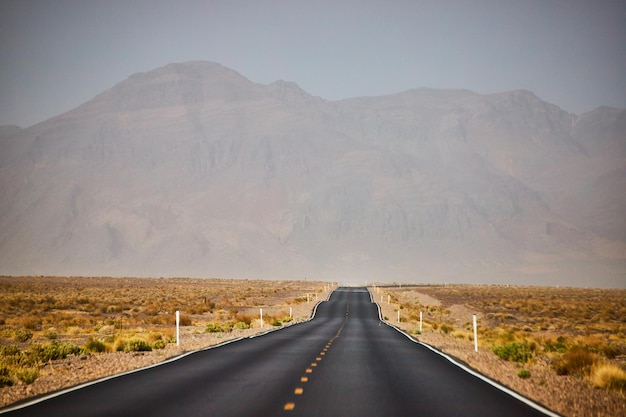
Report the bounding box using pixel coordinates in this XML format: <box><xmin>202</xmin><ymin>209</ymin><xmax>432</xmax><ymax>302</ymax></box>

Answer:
<box><xmin>370</xmin><ymin>293</ymin><xmax>562</xmax><ymax>417</ymax></box>
<box><xmin>0</xmin><ymin>291</ymin><xmax>333</xmax><ymax>415</ymax></box>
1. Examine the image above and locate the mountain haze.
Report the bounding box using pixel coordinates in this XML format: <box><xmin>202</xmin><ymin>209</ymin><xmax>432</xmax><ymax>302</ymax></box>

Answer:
<box><xmin>1</xmin><ymin>62</ymin><xmax>624</xmax><ymax>286</ymax></box>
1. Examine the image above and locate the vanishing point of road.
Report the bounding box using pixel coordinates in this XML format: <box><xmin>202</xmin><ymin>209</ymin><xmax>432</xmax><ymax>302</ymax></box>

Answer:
<box><xmin>1</xmin><ymin>287</ymin><xmax>559</xmax><ymax>417</ymax></box>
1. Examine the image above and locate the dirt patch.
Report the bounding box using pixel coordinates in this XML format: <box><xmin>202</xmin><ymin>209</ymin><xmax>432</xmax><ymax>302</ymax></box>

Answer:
<box><xmin>402</xmin><ymin>289</ymin><xmax>441</xmax><ymax>307</ymax></box>
<box><xmin>447</xmin><ymin>304</ymin><xmax>477</xmax><ymax>325</ymax></box>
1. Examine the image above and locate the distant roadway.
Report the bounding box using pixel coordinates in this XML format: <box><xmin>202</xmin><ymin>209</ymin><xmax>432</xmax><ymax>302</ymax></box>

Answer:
<box><xmin>1</xmin><ymin>288</ymin><xmax>558</xmax><ymax>417</ymax></box>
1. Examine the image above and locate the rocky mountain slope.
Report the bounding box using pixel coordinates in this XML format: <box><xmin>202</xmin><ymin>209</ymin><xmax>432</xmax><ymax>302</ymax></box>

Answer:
<box><xmin>1</xmin><ymin>61</ymin><xmax>624</xmax><ymax>286</ymax></box>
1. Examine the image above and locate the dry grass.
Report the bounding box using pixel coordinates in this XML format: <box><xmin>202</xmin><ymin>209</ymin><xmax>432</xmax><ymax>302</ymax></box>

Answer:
<box><xmin>590</xmin><ymin>363</ymin><xmax>626</xmax><ymax>393</ymax></box>
<box><xmin>0</xmin><ymin>275</ymin><xmax>327</xmax><ymax>391</ymax></box>
<box><xmin>379</xmin><ymin>285</ymin><xmax>626</xmax><ymax>368</ymax></box>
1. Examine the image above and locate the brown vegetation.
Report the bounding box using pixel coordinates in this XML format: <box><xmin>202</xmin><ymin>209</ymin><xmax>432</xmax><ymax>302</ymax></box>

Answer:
<box><xmin>0</xmin><ymin>276</ymin><xmax>328</xmax><ymax>407</ymax></box>
<box><xmin>374</xmin><ymin>284</ymin><xmax>626</xmax><ymax>417</ymax></box>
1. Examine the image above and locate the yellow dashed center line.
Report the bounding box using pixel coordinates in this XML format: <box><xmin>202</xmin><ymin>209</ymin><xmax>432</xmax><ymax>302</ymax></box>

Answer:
<box><xmin>284</xmin><ymin>295</ymin><xmax>352</xmax><ymax>412</ymax></box>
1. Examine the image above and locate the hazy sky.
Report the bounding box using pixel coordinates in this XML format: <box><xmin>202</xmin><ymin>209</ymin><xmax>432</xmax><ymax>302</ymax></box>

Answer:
<box><xmin>1</xmin><ymin>0</ymin><xmax>625</xmax><ymax>127</ymax></box>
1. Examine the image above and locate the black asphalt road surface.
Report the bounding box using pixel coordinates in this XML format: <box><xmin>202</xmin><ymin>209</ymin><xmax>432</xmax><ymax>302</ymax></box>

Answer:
<box><xmin>1</xmin><ymin>287</ymin><xmax>556</xmax><ymax>417</ymax></box>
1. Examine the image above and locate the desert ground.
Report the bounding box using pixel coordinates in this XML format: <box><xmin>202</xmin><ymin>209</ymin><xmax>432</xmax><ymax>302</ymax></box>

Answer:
<box><xmin>0</xmin><ymin>276</ymin><xmax>331</xmax><ymax>408</ymax></box>
<box><xmin>1</xmin><ymin>277</ymin><xmax>624</xmax><ymax>416</ymax></box>
<box><xmin>374</xmin><ymin>284</ymin><xmax>626</xmax><ymax>417</ymax></box>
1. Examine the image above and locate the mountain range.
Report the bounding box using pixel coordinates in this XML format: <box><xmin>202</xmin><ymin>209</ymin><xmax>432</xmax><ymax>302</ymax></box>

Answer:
<box><xmin>1</xmin><ymin>61</ymin><xmax>624</xmax><ymax>287</ymax></box>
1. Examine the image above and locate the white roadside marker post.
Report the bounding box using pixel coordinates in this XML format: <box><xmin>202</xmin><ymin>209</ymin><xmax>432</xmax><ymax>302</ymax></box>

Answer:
<box><xmin>387</xmin><ymin>295</ymin><xmax>390</xmax><ymax>305</ymax></box>
<box><xmin>473</xmin><ymin>314</ymin><xmax>478</xmax><ymax>352</ymax></box>
<box><xmin>290</xmin><ymin>306</ymin><xmax>293</xmax><ymax>319</ymax></box>
<box><xmin>419</xmin><ymin>311</ymin><xmax>423</xmax><ymax>332</ymax></box>
<box><xmin>260</xmin><ymin>308</ymin><xmax>264</xmax><ymax>328</ymax></box>
<box><xmin>397</xmin><ymin>310</ymin><xmax>400</xmax><ymax>323</ymax></box>
<box><xmin>175</xmin><ymin>311</ymin><xmax>180</xmax><ymax>347</ymax></box>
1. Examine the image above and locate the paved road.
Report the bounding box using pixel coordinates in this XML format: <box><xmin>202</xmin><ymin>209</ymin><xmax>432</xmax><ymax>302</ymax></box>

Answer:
<box><xmin>2</xmin><ymin>288</ymin><xmax>557</xmax><ymax>417</ymax></box>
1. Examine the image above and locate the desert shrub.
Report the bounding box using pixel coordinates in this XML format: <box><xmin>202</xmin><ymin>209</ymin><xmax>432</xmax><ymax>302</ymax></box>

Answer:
<box><xmin>497</xmin><ymin>331</ymin><xmax>515</xmax><ymax>343</ymax></box>
<box><xmin>126</xmin><ymin>339</ymin><xmax>152</xmax><ymax>352</ymax></box>
<box><xmin>19</xmin><ymin>316</ymin><xmax>42</xmax><ymax>330</ymax></box>
<box><xmin>206</xmin><ymin>321</ymin><xmax>233</xmax><ymax>333</ymax></box>
<box><xmin>114</xmin><ymin>338</ymin><xmax>127</xmax><ymax>352</ymax></box>
<box><xmin>147</xmin><ymin>332</ymin><xmax>164</xmax><ymax>343</ymax></box>
<box><xmin>517</xmin><ymin>369</ymin><xmax>531</xmax><ymax>379</ymax></box>
<box><xmin>85</xmin><ymin>337</ymin><xmax>106</xmax><ymax>353</ymax></box>
<box><xmin>60</xmin><ymin>342</ymin><xmax>82</xmax><ymax>357</ymax></box>
<box><xmin>492</xmin><ymin>342</ymin><xmax>533</xmax><ymax>363</ymax></box>
<box><xmin>45</xmin><ymin>331</ymin><xmax>58</xmax><ymax>340</ymax></box>
<box><xmin>152</xmin><ymin>339</ymin><xmax>167</xmax><ymax>349</ymax></box>
<box><xmin>15</xmin><ymin>328</ymin><xmax>33</xmax><ymax>342</ymax></box>
<box><xmin>553</xmin><ymin>347</ymin><xmax>597</xmax><ymax>376</ymax></box>
<box><xmin>29</xmin><ymin>341</ymin><xmax>81</xmax><ymax>362</ymax></box>
<box><xmin>233</xmin><ymin>321</ymin><xmax>249</xmax><ymax>330</ymax></box>
<box><xmin>16</xmin><ymin>368</ymin><xmax>39</xmax><ymax>384</ymax></box>
<box><xmin>206</xmin><ymin>322</ymin><xmax>225</xmax><ymax>333</ymax></box>
<box><xmin>234</xmin><ymin>314</ymin><xmax>254</xmax><ymax>326</ymax></box>
<box><xmin>1</xmin><ymin>345</ymin><xmax>22</xmax><ymax>357</ymax></box>
<box><xmin>160</xmin><ymin>329</ymin><xmax>174</xmax><ymax>341</ymax></box>
<box><xmin>596</xmin><ymin>343</ymin><xmax>621</xmax><ymax>360</ymax></box>
<box><xmin>543</xmin><ymin>336</ymin><xmax>568</xmax><ymax>353</ymax></box>
<box><xmin>590</xmin><ymin>363</ymin><xmax>626</xmax><ymax>392</ymax></box>
<box><xmin>179</xmin><ymin>314</ymin><xmax>192</xmax><ymax>326</ymax></box>
<box><xmin>149</xmin><ymin>316</ymin><xmax>167</xmax><ymax>325</ymax></box>
<box><xmin>0</xmin><ymin>366</ymin><xmax>13</xmax><ymax>388</ymax></box>
<box><xmin>189</xmin><ymin>305</ymin><xmax>208</xmax><ymax>314</ymax></box>
<box><xmin>439</xmin><ymin>323</ymin><xmax>454</xmax><ymax>334</ymax></box>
